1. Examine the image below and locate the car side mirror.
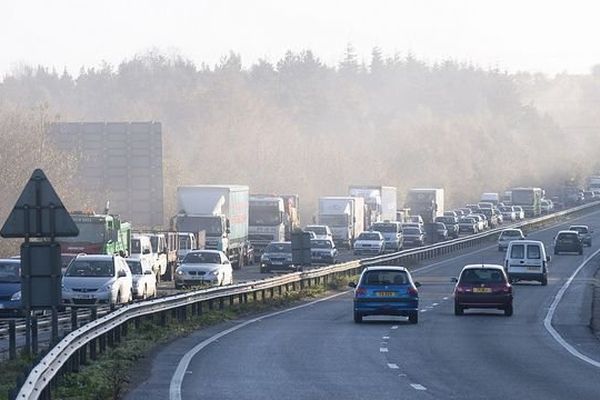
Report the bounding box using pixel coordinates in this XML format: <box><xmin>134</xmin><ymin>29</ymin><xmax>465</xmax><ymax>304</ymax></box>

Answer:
<box><xmin>450</xmin><ymin>277</ymin><xmax>458</xmax><ymax>283</ymax></box>
<box><xmin>414</xmin><ymin>281</ymin><xmax>421</xmax><ymax>288</ymax></box>
<box><xmin>546</xmin><ymin>255</ymin><xmax>551</xmax><ymax>262</ymax></box>
<box><xmin>143</xmin><ymin>249</ymin><xmax>151</xmax><ymax>255</ymax></box>
<box><xmin>144</xmin><ymin>270</ymin><xmax>152</xmax><ymax>275</ymax></box>
<box><xmin>348</xmin><ymin>282</ymin><xmax>357</xmax><ymax>288</ymax></box>
<box><xmin>118</xmin><ymin>270</ymin><xmax>127</xmax><ymax>278</ymax></box>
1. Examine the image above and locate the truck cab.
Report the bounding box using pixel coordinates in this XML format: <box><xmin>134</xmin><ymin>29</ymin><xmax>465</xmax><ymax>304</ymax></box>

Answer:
<box><xmin>248</xmin><ymin>196</ymin><xmax>286</xmax><ymax>261</ymax></box>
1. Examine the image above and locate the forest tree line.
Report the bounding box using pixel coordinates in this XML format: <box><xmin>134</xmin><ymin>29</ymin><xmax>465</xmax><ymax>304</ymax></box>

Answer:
<box><xmin>0</xmin><ymin>47</ymin><xmax>599</xmax><ymax>227</ymax></box>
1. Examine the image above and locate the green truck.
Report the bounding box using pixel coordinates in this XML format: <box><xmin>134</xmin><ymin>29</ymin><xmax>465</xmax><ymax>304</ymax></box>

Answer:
<box><xmin>58</xmin><ymin>211</ymin><xmax>132</xmax><ymax>256</ymax></box>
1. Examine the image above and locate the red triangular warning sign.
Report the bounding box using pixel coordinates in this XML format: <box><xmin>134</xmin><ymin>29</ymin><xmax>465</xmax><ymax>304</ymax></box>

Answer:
<box><xmin>1</xmin><ymin>169</ymin><xmax>79</xmax><ymax>238</ymax></box>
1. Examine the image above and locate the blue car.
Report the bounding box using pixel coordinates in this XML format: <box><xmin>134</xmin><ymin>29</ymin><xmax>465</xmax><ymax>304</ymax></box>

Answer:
<box><xmin>349</xmin><ymin>266</ymin><xmax>420</xmax><ymax>324</ymax></box>
<box><xmin>0</xmin><ymin>259</ymin><xmax>22</xmax><ymax>317</ymax></box>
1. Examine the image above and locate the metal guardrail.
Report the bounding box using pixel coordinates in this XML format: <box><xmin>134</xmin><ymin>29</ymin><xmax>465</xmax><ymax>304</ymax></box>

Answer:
<box><xmin>15</xmin><ymin>201</ymin><xmax>600</xmax><ymax>400</ymax></box>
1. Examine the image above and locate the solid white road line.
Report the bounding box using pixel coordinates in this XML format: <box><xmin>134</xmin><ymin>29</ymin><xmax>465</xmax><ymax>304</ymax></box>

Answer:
<box><xmin>169</xmin><ymin>291</ymin><xmax>348</xmax><ymax>400</ymax></box>
<box><xmin>543</xmin><ymin>247</ymin><xmax>600</xmax><ymax>368</ymax></box>
<box><xmin>410</xmin><ymin>383</ymin><xmax>427</xmax><ymax>390</ymax></box>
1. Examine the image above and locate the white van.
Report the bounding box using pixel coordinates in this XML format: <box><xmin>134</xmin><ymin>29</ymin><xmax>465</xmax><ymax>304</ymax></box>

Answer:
<box><xmin>130</xmin><ymin>234</ymin><xmax>158</xmax><ymax>278</ymax></box>
<box><xmin>504</xmin><ymin>240</ymin><xmax>550</xmax><ymax>285</ymax></box>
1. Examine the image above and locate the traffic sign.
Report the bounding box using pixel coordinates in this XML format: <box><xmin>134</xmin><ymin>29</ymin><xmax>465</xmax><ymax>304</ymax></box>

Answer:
<box><xmin>0</xmin><ymin>169</ymin><xmax>79</xmax><ymax>238</ymax></box>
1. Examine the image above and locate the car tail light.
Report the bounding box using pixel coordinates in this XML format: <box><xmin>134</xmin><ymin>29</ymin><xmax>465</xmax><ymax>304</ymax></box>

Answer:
<box><xmin>355</xmin><ymin>287</ymin><xmax>367</xmax><ymax>297</ymax></box>
<box><xmin>502</xmin><ymin>284</ymin><xmax>512</xmax><ymax>294</ymax></box>
<box><xmin>455</xmin><ymin>286</ymin><xmax>465</xmax><ymax>293</ymax></box>
<box><xmin>408</xmin><ymin>287</ymin><xmax>418</xmax><ymax>296</ymax></box>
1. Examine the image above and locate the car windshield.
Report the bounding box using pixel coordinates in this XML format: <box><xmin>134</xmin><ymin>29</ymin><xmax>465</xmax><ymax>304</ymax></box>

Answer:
<box><xmin>60</xmin><ymin>220</ymin><xmax>105</xmax><ymax>243</ymax></box>
<box><xmin>403</xmin><ymin>228</ymin><xmax>420</xmax><ymax>235</ymax></box>
<box><xmin>311</xmin><ymin>240</ymin><xmax>332</xmax><ymax>249</ymax></box>
<box><xmin>307</xmin><ymin>226</ymin><xmax>327</xmax><ymax>235</ymax></box>
<box><xmin>372</xmin><ymin>223</ymin><xmax>397</xmax><ymax>233</ymax></box>
<box><xmin>500</xmin><ymin>207</ymin><xmax>512</xmax><ymax>212</ymax></box>
<box><xmin>126</xmin><ymin>260</ymin><xmax>143</xmax><ymax>275</ymax></box>
<box><xmin>183</xmin><ymin>252</ymin><xmax>221</xmax><ymax>264</ymax></box>
<box><xmin>177</xmin><ymin>216</ymin><xmax>223</xmax><ymax>236</ymax></box>
<box><xmin>460</xmin><ymin>218</ymin><xmax>474</xmax><ymax>223</ymax></box>
<box><xmin>0</xmin><ymin>262</ymin><xmax>20</xmax><ymax>283</ymax></box>
<box><xmin>501</xmin><ymin>230</ymin><xmax>522</xmax><ymax>238</ymax></box>
<box><xmin>249</xmin><ymin>204</ymin><xmax>282</xmax><ymax>226</ymax></box>
<box><xmin>460</xmin><ymin>268</ymin><xmax>505</xmax><ymax>284</ymax></box>
<box><xmin>358</xmin><ymin>233</ymin><xmax>381</xmax><ymax>240</ymax></box>
<box><xmin>570</xmin><ymin>227</ymin><xmax>588</xmax><ymax>234</ymax></box>
<box><xmin>66</xmin><ymin>260</ymin><xmax>114</xmax><ymax>277</ymax></box>
<box><xmin>361</xmin><ymin>270</ymin><xmax>410</xmax><ymax>286</ymax></box>
<box><xmin>558</xmin><ymin>233</ymin><xmax>579</xmax><ymax>241</ymax></box>
<box><xmin>265</xmin><ymin>243</ymin><xmax>292</xmax><ymax>253</ymax></box>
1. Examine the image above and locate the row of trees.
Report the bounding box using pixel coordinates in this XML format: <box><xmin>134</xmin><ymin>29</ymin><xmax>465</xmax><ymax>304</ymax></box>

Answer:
<box><xmin>0</xmin><ymin>48</ymin><xmax>596</xmax><ymax>225</ymax></box>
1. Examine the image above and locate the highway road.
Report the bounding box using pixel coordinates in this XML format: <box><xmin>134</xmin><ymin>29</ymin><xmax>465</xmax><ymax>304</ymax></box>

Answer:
<box><xmin>126</xmin><ymin>210</ymin><xmax>600</xmax><ymax>400</ymax></box>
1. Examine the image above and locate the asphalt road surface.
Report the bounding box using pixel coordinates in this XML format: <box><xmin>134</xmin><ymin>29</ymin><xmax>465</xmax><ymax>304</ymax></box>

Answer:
<box><xmin>126</xmin><ymin>210</ymin><xmax>600</xmax><ymax>400</ymax></box>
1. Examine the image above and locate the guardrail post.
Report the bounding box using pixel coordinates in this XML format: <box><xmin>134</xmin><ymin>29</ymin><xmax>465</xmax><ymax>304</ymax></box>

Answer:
<box><xmin>31</xmin><ymin>316</ymin><xmax>38</xmax><ymax>354</ymax></box>
<box><xmin>198</xmin><ymin>301</ymin><xmax>204</xmax><ymax>316</ymax></box>
<box><xmin>134</xmin><ymin>316</ymin><xmax>141</xmax><ymax>330</ymax></box>
<box><xmin>238</xmin><ymin>294</ymin><xmax>243</xmax><ymax>305</ymax></box>
<box><xmin>80</xmin><ymin>342</ymin><xmax>87</xmax><ymax>365</ymax></box>
<box><xmin>99</xmin><ymin>333</ymin><xmax>106</xmax><ymax>354</ymax></box>
<box><xmin>9</xmin><ymin>320</ymin><xmax>16</xmax><ymax>360</ymax></box>
<box><xmin>278</xmin><ymin>286</ymin><xmax>283</xmax><ymax>296</ymax></box>
<box><xmin>71</xmin><ymin>308</ymin><xmax>78</xmax><ymax>331</ymax></box>
<box><xmin>159</xmin><ymin>311</ymin><xmax>167</xmax><ymax>326</ymax></box>
<box><xmin>72</xmin><ymin>350</ymin><xmax>80</xmax><ymax>373</ymax></box>
<box><xmin>91</xmin><ymin>306</ymin><xmax>97</xmax><ymax>320</ymax></box>
<box><xmin>107</xmin><ymin>329</ymin><xmax>114</xmax><ymax>348</ymax></box>
<box><xmin>122</xmin><ymin>320</ymin><xmax>128</xmax><ymax>337</ymax></box>
<box><xmin>171</xmin><ymin>308</ymin><xmax>177</xmax><ymax>320</ymax></box>
<box><xmin>270</xmin><ymin>288</ymin><xmax>275</xmax><ymax>298</ymax></box>
<box><xmin>90</xmin><ymin>337</ymin><xmax>97</xmax><ymax>360</ymax></box>
<box><xmin>208</xmin><ymin>300</ymin><xmax>214</xmax><ymax>311</ymax></box>
<box><xmin>229</xmin><ymin>295</ymin><xmax>235</xmax><ymax>307</ymax></box>
<box><xmin>252</xmin><ymin>291</ymin><xmax>257</xmax><ymax>302</ymax></box>
<box><xmin>261</xmin><ymin>289</ymin><xmax>266</xmax><ymax>301</ymax></box>
<box><xmin>243</xmin><ymin>293</ymin><xmax>248</xmax><ymax>304</ymax></box>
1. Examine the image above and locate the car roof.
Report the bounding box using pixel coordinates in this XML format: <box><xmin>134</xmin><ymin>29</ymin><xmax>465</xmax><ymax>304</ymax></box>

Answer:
<box><xmin>461</xmin><ymin>264</ymin><xmax>504</xmax><ymax>271</ymax></box>
<box><xmin>569</xmin><ymin>225</ymin><xmax>588</xmax><ymax>228</ymax></box>
<box><xmin>269</xmin><ymin>241</ymin><xmax>291</xmax><ymax>245</ymax></box>
<box><xmin>501</xmin><ymin>228</ymin><xmax>523</xmax><ymax>233</ymax></box>
<box><xmin>188</xmin><ymin>249</ymin><xmax>225</xmax><ymax>254</ymax></box>
<box><xmin>0</xmin><ymin>259</ymin><xmax>20</xmax><ymax>264</ymax></box>
<box><xmin>363</xmin><ymin>266</ymin><xmax>409</xmax><ymax>273</ymax></box>
<box><xmin>75</xmin><ymin>255</ymin><xmax>115</xmax><ymax>261</ymax></box>
<box><xmin>557</xmin><ymin>230</ymin><xmax>579</xmax><ymax>235</ymax></box>
<box><xmin>507</xmin><ymin>239</ymin><xmax>543</xmax><ymax>245</ymax></box>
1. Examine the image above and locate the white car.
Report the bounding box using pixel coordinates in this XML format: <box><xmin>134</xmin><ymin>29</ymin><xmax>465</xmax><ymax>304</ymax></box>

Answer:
<box><xmin>126</xmin><ymin>257</ymin><xmax>157</xmax><ymax>299</ymax></box>
<box><xmin>62</xmin><ymin>255</ymin><xmax>133</xmax><ymax>306</ymax></box>
<box><xmin>513</xmin><ymin>206</ymin><xmax>525</xmax><ymax>220</ymax></box>
<box><xmin>353</xmin><ymin>231</ymin><xmax>385</xmax><ymax>256</ymax></box>
<box><xmin>497</xmin><ymin>228</ymin><xmax>525</xmax><ymax>251</ymax></box>
<box><xmin>305</xmin><ymin>225</ymin><xmax>333</xmax><ymax>240</ymax></box>
<box><xmin>499</xmin><ymin>206</ymin><xmax>516</xmax><ymax>222</ymax></box>
<box><xmin>175</xmin><ymin>250</ymin><xmax>233</xmax><ymax>289</ymax></box>
<box><xmin>471</xmin><ymin>215</ymin><xmax>486</xmax><ymax>232</ymax></box>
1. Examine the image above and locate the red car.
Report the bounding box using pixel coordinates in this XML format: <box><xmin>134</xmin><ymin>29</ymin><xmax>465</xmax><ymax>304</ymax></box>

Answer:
<box><xmin>452</xmin><ymin>264</ymin><xmax>513</xmax><ymax>316</ymax></box>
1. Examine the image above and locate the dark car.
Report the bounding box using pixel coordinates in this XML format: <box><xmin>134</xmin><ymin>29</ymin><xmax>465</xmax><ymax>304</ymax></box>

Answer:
<box><xmin>0</xmin><ymin>259</ymin><xmax>23</xmax><ymax>317</ymax></box>
<box><xmin>479</xmin><ymin>208</ymin><xmax>498</xmax><ymax>228</ymax></box>
<box><xmin>452</xmin><ymin>264</ymin><xmax>513</xmax><ymax>316</ymax></box>
<box><xmin>431</xmin><ymin>222</ymin><xmax>448</xmax><ymax>242</ymax></box>
<box><xmin>349</xmin><ymin>266</ymin><xmax>420</xmax><ymax>324</ymax></box>
<box><xmin>568</xmin><ymin>225</ymin><xmax>592</xmax><ymax>247</ymax></box>
<box><xmin>435</xmin><ymin>216</ymin><xmax>459</xmax><ymax>238</ymax></box>
<box><xmin>260</xmin><ymin>242</ymin><xmax>298</xmax><ymax>273</ymax></box>
<box><xmin>402</xmin><ymin>227</ymin><xmax>425</xmax><ymax>247</ymax></box>
<box><xmin>553</xmin><ymin>231</ymin><xmax>583</xmax><ymax>255</ymax></box>
<box><xmin>459</xmin><ymin>217</ymin><xmax>478</xmax><ymax>234</ymax></box>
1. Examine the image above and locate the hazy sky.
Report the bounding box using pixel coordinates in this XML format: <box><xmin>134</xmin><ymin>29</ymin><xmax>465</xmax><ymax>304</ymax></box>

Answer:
<box><xmin>2</xmin><ymin>0</ymin><xmax>600</xmax><ymax>77</ymax></box>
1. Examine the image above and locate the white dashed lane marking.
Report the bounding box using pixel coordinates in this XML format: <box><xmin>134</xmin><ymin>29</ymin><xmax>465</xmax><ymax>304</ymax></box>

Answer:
<box><xmin>387</xmin><ymin>363</ymin><xmax>399</xmax><ymax>369</ymax></box>
<box><xmin>432</xmin><ymin>303</ymin><xmax>439</xmax><ymax>306</ymax></box>
<box><xmin>382</xmin><ymin>336</ymin><xmax>390</xmax><ymax>340</ymax></box>
<box><xmin>380</xmin><ymin>347</ymin><xmax>389</xmax><ymax>353</ymax></box>
<box><xmin>391</xmin><ymin>325</ymin><xmax>398</xmax><ymax>330</ymax></box>
<box><xmin>410</xmin><ymin>384</ymin><xmax>427</xmax><ymax>391</ymax></box>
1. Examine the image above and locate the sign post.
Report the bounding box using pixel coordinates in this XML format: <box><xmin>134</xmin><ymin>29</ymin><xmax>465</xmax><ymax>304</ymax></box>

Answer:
<box><xmin>1</xmin><ymin>169</ymin><xmax>79</xmax><ymax>352</ymax></box>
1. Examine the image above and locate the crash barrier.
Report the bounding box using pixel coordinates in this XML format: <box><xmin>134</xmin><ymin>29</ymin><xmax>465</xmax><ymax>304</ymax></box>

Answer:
<box><xmin>14</xmin><ymin>201</ymin><xmax>600</xmax><ymax>399</ymax></box>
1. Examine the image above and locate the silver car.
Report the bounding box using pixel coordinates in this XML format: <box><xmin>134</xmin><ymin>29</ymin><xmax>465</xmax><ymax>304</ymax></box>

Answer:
<box><xmin>62</xmin><ymin>255</ymin><xmax>133</xmax><ymax>306</ymax></box>
<box><xmin>126</xmin><ymin>257</ymin><xmax>157</xmax><ymax>299</ymax></box>
<box><xmin>175</xmin><ymin>250</ymin><xmax>233</xmax><ymax>289</ymax></box>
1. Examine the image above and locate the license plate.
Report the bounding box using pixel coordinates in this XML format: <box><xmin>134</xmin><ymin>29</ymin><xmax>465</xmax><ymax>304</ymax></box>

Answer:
<box><xmin>271</xmin><ymin>261</ymin><xmax>283</xmax><ymax>265</ymax></box>
<box><xmin>375</xmin><ymin>291</ymin><xmax>395</xmax><ymax>297</ymax></box>
<box><xmin>473</xmin><ymin>287</ymin><xmax>491</xmax><ymax>293</ymax></box>
<box><xmin>74</xmin><ymin>294</ymin><xmax>93</xmax><ymax>299</ymax></box>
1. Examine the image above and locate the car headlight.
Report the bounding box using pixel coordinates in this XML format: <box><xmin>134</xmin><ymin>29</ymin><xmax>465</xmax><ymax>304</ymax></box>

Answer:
<box><xmin>176</xmin><ymin>269</ymin><xmax>184</xmax><ymax>275</ymax></box>
<box><xmin>208</xmin><ymin>270</ymin><xmax>219</xmax><ymax>276</ymax></box>
<box><xmin>100</xmin><ymin>283</ymin><xmax>113</xmax><ymax>292</ymax></box>
<box><xmin>11</xmin><ymin>291</ymin><xmax>21</xmax><ymax>301</ymax></box>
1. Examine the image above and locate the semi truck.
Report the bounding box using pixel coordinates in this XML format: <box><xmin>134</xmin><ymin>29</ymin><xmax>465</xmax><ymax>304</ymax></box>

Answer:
<box><xmin>248</xmin><ymin>195</ymin><xmax>286</xmax><ymax>260</ymax></box>
<box><xmin>174</xmin><ymin>185</ymin><xmax>249</xmax><ymax>269</ymax></box>
<box><xmin>318</xmin><ymin>196</ymin><xmax>364</xmax><ymax>249</ymax></box>
<box><xmin>58</xmin><ymin>211</ymin><xmax>132</xmax><ymax>256</ymax></box>
<box><xmin>348</xmin><ymin>185</ymin><xmax>397</xmax><ymax>228</ymax></box>
<box><xmin>510</xmin><ymin>187</ymin><xmax>543</xmax><ymax>218</ymax></box>
<box><xmin>405</xmin><ymin>188</ymin><xmax>445</xmax><ymax>224</ymax></box>
<box><xmin>480</xmin><ymin>192</ymin><xmax>500</xmax><ymax>205</ymax></box>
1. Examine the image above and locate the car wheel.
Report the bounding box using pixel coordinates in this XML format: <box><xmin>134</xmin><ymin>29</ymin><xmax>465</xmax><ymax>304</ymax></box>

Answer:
<box><xmin>353</xmin><ymin>312</ymin><xmax>363</xmax><ymax>323</ymax></box>
<box><xmin>541</xmin><ymin>275</ymin><xmax>548</xmax><ymax>286</ymax></box>
<box><xmin>175</xmin><ymin>283</ymin><xmax>182</xmax><ymax>290</ymax></box>
<box><xmin>260</xmin><ymin>266</ymin><xmax>268</xmax><ymax>274</ymax></box>
<box><xmin>454</xmin><ymin>303</ymin><xmax>464</xmax><ymax>316</ymax></box>
<box><xmin>408</xmin><ymin>311</ymin><xmax>418</xmax><ymax>324</ymax></box>
<box><xmin>504</xmin><ymin>304</ymin><xmax>513</xmax><ymax>317</ymax></box>
<box><xmin>554</xmin><ymin>249</ymin><xmax>559</xmax><ymax>255</ymax></box>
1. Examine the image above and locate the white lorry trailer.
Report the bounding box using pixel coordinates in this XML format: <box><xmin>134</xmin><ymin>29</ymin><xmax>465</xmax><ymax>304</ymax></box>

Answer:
<box><xmin>405</xmin><ymin>188</ymin><xmax>445</xmax><ymax>224</ymax></box>
<box><xmin>318</xmin><ymin>196</ymin><xmax>365</xmax><ymax>249</ymax></box>
<box><xmin>348</xmin><ymin>185</ymin><xmax>397</xmax><ymax>228</ymax></box>
<box><xmin>174</xmin><ymin>185</ymin><xmax>249</xmax><ymax>269</ymax></box>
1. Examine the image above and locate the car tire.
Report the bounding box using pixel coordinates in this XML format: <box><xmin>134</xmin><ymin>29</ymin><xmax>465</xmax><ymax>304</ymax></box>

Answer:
<box><xmin>554</xmin><ymin>249</ymin><xmax>559</xmax><ymax>255</ymax></box>
<box><xmin>409</xmin><ymin>311</ymin><xmax>418</xmax><ymax>324</ymax></box>
<box><xmin>353</xmin><ymin>312</ymin><xmax>363</xmax><ymax>323</ymax></box>
<box><xmin>175</xmin><ymin>283</ymin><xmax>182</xmax><ymax>290</ymax></box>
<box><xmin>504</xmin><ymin>304</ymin><xmax>513</xmax><ymax>317</ymax></box>
<box><xmin>541</xmin><ymin>275</ymin><xmax>548</xmax><ymax>286</ymax></box>
<box><xmin>454</xmin><ymin>303</ymin><xmax>464</xmax><ymax>316</ymax></box>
